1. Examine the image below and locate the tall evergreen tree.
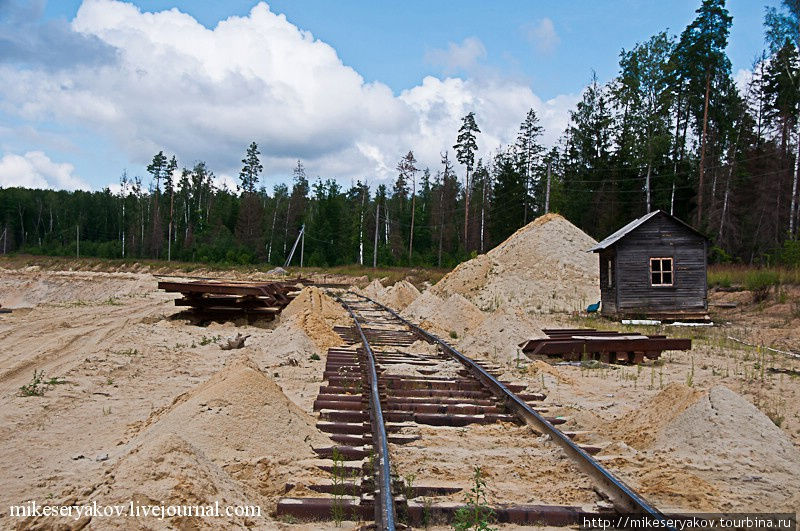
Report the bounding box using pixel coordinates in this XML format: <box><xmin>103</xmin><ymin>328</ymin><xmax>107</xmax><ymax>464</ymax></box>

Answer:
<box><xmin>397</xmin><ymin>151</ymin><xmax>419</xmax><ymax>261</ymax></box>
<box><xmin>454</xmin><ymin>112</ymin><xmax>480</xmax><ymax>248</ymax></box>
<box><xmin>239</xmin><ymin>142</ymin><xmax>263</xmax><ymax>194</ymax></box>
<box><xmin>516</xmin><ymin>109</ymin><xmax>544</xmax><ymax>222</ymax></box>
<box><xmin>675</xmin><ymin>0</ymin><xmax>733</xmax><ymax>225</ymax></box>
<box><xmin>765</xmin><ymin>1</ymin><xmax>800</xmax><ymax>236</ymax></box>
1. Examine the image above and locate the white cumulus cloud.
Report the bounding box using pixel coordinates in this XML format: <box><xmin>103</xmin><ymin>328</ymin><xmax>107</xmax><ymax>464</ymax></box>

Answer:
<box><xmin>0</xmin><ymin>151</ymin><xmax>89</xmax><ymax>190</ymax></box>
<box><xmin>0</xmin><ymin>1</ymin><xmax>576</xmax><ymax>189</ymax></box>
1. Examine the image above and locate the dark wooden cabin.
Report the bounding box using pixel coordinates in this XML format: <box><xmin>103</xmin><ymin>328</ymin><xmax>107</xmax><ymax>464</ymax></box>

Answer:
<box><xmin>589</xmin><ymin>210</ymin><xmax>708</xmax><ymax>319</ymax></box>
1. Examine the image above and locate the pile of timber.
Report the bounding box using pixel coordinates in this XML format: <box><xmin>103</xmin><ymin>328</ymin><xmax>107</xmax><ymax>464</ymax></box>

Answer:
<box><xmin>157</xmin><ymin>278</ymin><xmax>307</xmax><ymax>320</ymax></box>
<box><xmin>518</xmin><ymin>328</ymin><xmax>691</xmax><ymax>364</ymax></box>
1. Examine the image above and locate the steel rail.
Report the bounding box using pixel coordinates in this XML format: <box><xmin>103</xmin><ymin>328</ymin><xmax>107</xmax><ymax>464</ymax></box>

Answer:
<box><xmin>337</xmin><ymin>297</ymin><xmax>396</xmax><ymax>531</ymax></box>
<box><xmin>350</xmin><ymin>292</ymin><xmax>673</xmax><ymax>528</ymax></box>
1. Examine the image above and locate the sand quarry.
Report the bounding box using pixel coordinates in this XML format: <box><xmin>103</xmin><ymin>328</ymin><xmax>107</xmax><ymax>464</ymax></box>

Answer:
<box><xmin>1</xmin><ymin>213</ymin><xmax>799</xmax><ymax>529</ymax></box>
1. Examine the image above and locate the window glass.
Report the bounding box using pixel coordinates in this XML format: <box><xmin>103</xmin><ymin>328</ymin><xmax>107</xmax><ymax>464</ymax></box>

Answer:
<box><xmin>650</xmin><ymin>257</ymin><xmax>674</xmax><ymax>286</ymax></box>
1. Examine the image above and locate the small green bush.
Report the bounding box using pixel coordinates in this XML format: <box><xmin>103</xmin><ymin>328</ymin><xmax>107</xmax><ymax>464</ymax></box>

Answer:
<box><xmin>19</xmin><ymin>370</ymin><xmax>46</xmax><ymax>397</ymax></box>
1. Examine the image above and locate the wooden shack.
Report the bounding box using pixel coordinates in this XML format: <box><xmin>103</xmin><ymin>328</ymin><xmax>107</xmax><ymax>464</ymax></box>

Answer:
<box><xmin>588</xmin><ymin>210</ymin><xmax>708</xmax><ymax>320</ymax></box>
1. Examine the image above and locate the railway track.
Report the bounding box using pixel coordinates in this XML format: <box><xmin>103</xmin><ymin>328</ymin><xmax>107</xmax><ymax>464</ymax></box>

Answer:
<box><xmin>278</xmin><ymin>292</ymin><xmax>671</xmax><ymax>529</ymax></box>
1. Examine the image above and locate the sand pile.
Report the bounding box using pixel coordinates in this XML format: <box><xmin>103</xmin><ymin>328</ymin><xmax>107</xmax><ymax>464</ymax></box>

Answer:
<box><xmin>656</xmin><ymin>386</ymin><xmax>800</xmax><ymax>474</ymax></box>
<box><xmin>96</xmin><ymin>434</ymin><xmax>262</xmax><ymax>529</ymax></box>
<box><xmin>609</xmin><ymin>383</ymin><xmax>705</xmax><ymax>449</ymax></box>
<box><xmin>605</xmin><ymin>385</ymin><xmax>800</xmax><ymax>512</ymax></box>
<box><xmin>456</xmin><ymin>308</ymin><xmax>544</xmax><ymax>363</ymax></box>
<box><xmin>133</xmin><ymin>356</ymin><xmax>330</xmax><ymax>463</ymax></box>
<box><xmin>281</xmin><ymin>286</ymin><xmax>348</xmax><ymax>351</ymax></box>
<box><xmin>402</xmin><ymin>291</ymin><xmax>484</xmax><ymax>338</ymax></box>
<box><xmin>377</xmin><ymin>280</ymin><xmax>420</xmax><ymax>310</ymax></box>
<box><xmin>361</xmin><ymin>279</ymin><xmax>385</xmax><ymax>300</ymax></box>
<box><xmin>283</xmin><ymin>285</ymin><xmax>347</xmax><ymax>322</ymax></box>
<box><xmin>95</xmin><ymin>356</ymin><xmax>331</xmax><ymax>521</ymax></box>
<box><xmin>431</xmin><ymin>213</ymin><xmax>600</xmax><ymax>313</ymax></box>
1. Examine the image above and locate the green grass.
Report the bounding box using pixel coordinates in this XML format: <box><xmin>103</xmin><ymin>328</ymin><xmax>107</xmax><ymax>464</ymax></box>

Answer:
<box><xmin>708</xmin><ymin>265</ymin><xmax>800</xmax><ymax>289</ymax></box>
<box><xmin>19</xmin><ymin>370</ymin><xmax>47</xmax><ymax>397</ymax></box>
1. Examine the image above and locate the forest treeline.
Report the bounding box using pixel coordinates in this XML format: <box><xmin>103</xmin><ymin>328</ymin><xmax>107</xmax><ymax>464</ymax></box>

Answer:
<box><xmin>1</xmin><ymin>0</ymin><xmax>799</xmax><ymax>268</ymax></box>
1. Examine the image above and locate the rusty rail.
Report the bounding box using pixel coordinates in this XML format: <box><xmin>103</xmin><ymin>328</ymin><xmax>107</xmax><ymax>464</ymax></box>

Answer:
<box><xmin>350</xmin><ymin>291</ymin><xmax>672</xmax><ymax>526</ymax></box>
<box><xmin>338</xmin><ymin>298</ymin><xmax>396</xmax><ymax>531</ymax></box>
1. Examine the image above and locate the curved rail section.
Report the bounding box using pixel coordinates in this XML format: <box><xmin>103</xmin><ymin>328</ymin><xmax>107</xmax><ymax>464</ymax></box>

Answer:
<box><xmin>353</xmin><ymin>292</ymin><xmax>670</xmax><ymax>525</ymax></box>
<box><xmin>339</xmin><ymin>298</ymin><xmax>396</xmax><ymax>531</ymax></box>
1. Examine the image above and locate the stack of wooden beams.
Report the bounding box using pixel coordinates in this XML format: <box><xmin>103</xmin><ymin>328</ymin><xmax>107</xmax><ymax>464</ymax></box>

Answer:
<box><xmin>518</xmin><ymin>328</ymin><xmax>691</xmax><ymax>364</ymax></box>
<box><xmin>157</xmin><ymin>278</ymin><xmax>306</xmax><ymax>320</ymax></box>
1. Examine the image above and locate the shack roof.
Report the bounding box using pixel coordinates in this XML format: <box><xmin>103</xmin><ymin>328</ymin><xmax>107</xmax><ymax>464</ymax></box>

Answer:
<box><xmin>588</xmin><ymin>210</ymin><xmax>706</xmax><ymax>252</ymax></box>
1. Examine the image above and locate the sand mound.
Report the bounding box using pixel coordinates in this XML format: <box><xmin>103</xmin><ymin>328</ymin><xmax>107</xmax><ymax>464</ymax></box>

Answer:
<box><xmin>457</xmin><ymin>308</ymin><xmax>544</xmax><ymax>363</ymax></box>
<box><xmin>610</xmin><ymin>383</ymin><xmax>704</xmax><ymax>449</ymax></box>
<box><xmin>135</xmin><ymin>356</ymin><xmax>330</xmax><ymax>463</ymax></box>
<box><xmin>281</xmin><ymin>286</ymin><xmax>348</xmax><ymax>351</ymax></box>
<box><xmin>98</xmin><ymin>433</ymin><xmax>262</xmax><ymax>529</ymax></box>
<box><xmin>656</xmin><ymin>386</ymin><xmax>800</xmax><ymax>474</ymax></box>
<box><xmin>283</xmin><ymin>286</ymin><xmax>347</xmax><ymax>322</ymax></box>
<box><xmin>402</xmin><ymin>290</ymin><xmax>443</xmax><ymax>321</ymax></box>
<box><xmin>402</xmin><ymin>292</ymin><xmax>484</xmax><ymax>338</ymax></box>
<box><xmin>377</xmin><ymin>280</ymin><xmax>420</xmax><ymax>310</ymax></box>
<box><xmin>103</xmin><ymin>356</ymin><xmax>331</xmax><ymax>520</ymax></box>
<box><xmin>606</xmin><ymin>385</ymin><xmax>800</xmax><ymax>512</ymax></box>
<box><xmin>361</xmin><ymin>279</ymin><xmax>385</xmax><ymax>300</ymax></box>
<box><xmin>431</xmin><ymin>213</ymin><xmax>599</xmax><ymax>313</ymax></box>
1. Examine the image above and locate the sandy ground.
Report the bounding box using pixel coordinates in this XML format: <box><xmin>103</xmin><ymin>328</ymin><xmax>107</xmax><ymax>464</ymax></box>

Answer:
<box><xmin>0</xmin><ymin>266</ymin><xmax>350</xmax><ymax>530</ymax></box>
<box><xmin>2</xmin><ymin>254</ymin><xmax>800</xmax><ymax>529</ymax></box>
<box><xmin>460</xmin><ymin>301</ymin><xmax>800</xmax><ymax>515</ymax></box>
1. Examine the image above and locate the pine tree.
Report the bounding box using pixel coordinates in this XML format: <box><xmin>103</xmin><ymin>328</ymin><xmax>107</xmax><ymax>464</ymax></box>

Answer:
<box><xmin>516</xmin><ymin>109</ymin><xmax>544</xmax><ymax>222</ymax></box>
<box><xmin>675</xmin><ymin>0</ymin><xmax>733</xmax><ymax>226</ymax></box>
<box><xmin>397</xmin><ymin>151</ymin><xmax>419</xmax><ymax>261</ymax></box>
<box><xmin>615</xmin><ymin>31</ymin><xmax>675</xmax><ymax>215</ymax></box>
<box><xmin>146</xmin><ymin>151</ymin><xmax>167</xmax><ymax>258</ymax></box>
<box><xmin>765</xmin><ymin>0</ymin><xmax>800</xmax><ymax>236</ymax></box>
<box><xmin>239</xmin><ymin>142</ymin><xmax>263</xmax><ymax>195</ymax></box>
<box><xmin>490</xmin><ymin>149</ymin><xmax>526</xmax><ymax>244</ymax></box>
<box><xmin>454</xmin><ymin>112</ymin><xmax>480</xmax><ymax>248</ymax></box>
<box><xmin>165</xmin><ymin>155</ymin><xmax>178</xmax><ymax>260</ymax></box>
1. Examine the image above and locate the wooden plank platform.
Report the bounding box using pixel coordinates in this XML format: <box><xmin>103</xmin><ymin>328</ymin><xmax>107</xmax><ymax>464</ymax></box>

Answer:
<box><xmin>519</xmin><ymin>328</ymin><xmax>691</xmax><ymax>364</ymax></box>
<box><xmin>158</xmin><ymin>278</ymin><xmax>306</xmax><ymax>320</ymax></box>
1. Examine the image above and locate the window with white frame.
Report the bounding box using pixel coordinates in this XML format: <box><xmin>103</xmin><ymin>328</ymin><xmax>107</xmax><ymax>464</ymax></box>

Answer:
<box><xmin>650</xmin><ymin>257</ymin><xmax>673</xmax><ymax>286</ymax></box>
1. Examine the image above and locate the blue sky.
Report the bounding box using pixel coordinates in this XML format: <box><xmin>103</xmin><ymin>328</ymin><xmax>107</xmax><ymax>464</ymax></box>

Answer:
<box><xmin>0</xmin><ymin>0</ymin><xmax>777</xmax><ymax>191</ymax></box>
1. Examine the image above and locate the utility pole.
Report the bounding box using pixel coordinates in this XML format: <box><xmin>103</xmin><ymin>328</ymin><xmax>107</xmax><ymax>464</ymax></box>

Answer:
<box><xmin>76</xmin><ymin>225</ymin><xmax>80</xmax><ymax>259</ymax></box>
<box><xmin>373</xmin><ymin>202</ymin><xmax>380</xmax><ymax>268</ymax></box>
<box><xmin>122</xmin><ymin>203</ymin><xmax>125</xmax><ymax>258</ymax></box>
<box><xmin>168</xmin><ymin>185</ymin><xmax>174</xmax><ymax>261</ymax></box>
<box><xmin>283</xmin><ymin>224</ymin><xmax>304</xmax><ymax>269</ymax></box>
<box><xmin>300</xmin><ymin>226</ymin><xmax>305</xmax><ymax>268</ymax></box>
<box><xmin>1</xmin><ymin>226</ymin><xmax>6</xmax><ymax>254</ymax></box>
<box><xmin>545</xmin><ymin>162</ymin><xmax>551</xmax><ymax>214</ymax></box>
<box><xmin>359</xmin><ymin>184</ymin><xmax>365</xmax><ymax>266</ymax></box>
